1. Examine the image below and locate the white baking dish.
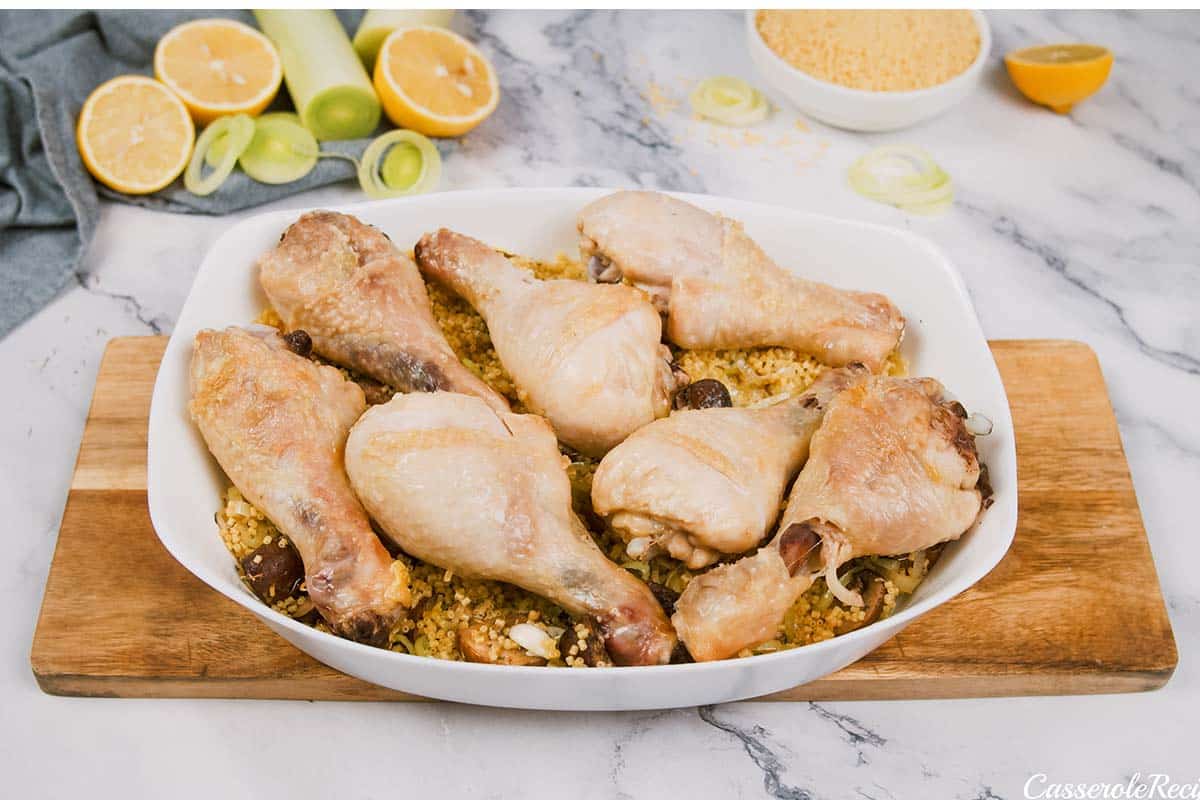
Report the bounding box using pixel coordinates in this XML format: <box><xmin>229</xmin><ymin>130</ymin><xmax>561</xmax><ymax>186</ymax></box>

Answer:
<box><xmin>147</xmin><ymin>188</ymin><xmax>1017</xmax><ymax>710</ymax></box>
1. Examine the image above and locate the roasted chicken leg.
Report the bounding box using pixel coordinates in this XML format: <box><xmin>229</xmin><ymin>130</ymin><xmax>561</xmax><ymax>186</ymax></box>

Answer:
<box><xmin>414</xmin><ymin>229</ymin><xmax>682</xmax><ymax>456</ymax></box>
<box><xmin>578</xmin><ymin>191</ymin><xmax>905</xmax><ymax>371</ymax></box>
<box><xmin>189</xmin><ymin>326</ymin><xmax>410</xmax><ymax>645</ymax></box>
<box><xmin>673</xmin><ymin>376</ymin><xmax>985</xmax><ymax>661</ymax></box>
<box><xmin>345</xmin><ymin>391</ymin><xmax>677</xmax><ymax>665</ymax></box>
<box><xmin>591</xmin><ymin>365</ymin><xmax>870</xmax><ymax>569</ymax></box>
<box><xmin>258</xmin><ymin>211</ymin><xmax>508</xmax><ymax>412</ymax></box>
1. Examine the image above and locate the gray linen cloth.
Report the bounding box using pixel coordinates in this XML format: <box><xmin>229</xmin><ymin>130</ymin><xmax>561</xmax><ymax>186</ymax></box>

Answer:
<box><xmin>0</xmin><ymin>10</ymin><xmax>370</xmax><ymax>338</ymax></box>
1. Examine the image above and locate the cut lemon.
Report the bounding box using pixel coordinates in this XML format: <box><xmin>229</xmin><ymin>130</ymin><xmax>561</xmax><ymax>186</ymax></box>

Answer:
<box><xmin>373</xmin><ymin>26</ymin><xmax>499</xmax><ymax>137</ymax></box>
<box><xmin>76</xmin><ymin>75</ymin><xmax>195</xmax><ymax>195</ymax></box>
<box><xmin>1004</xmin><ymin>44</ymin><xmax>1113</xmax><ymax>114</ymax></box>
<box><xmin>154</xmin><ymin>18</ymin><xmax>283</xmax><ymax>125</ymax></box>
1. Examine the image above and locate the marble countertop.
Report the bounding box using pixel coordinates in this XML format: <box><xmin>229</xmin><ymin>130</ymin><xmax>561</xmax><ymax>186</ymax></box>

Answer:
<box><xmin>4</xmin><ymin>10</ymin><xmax>1196</xmax><ymax>798</ymax></box>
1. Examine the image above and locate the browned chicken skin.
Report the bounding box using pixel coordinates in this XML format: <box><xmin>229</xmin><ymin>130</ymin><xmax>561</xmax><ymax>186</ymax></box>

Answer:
<box><xmin>189</xmin><ymin>326</ymin><xmax>410</xmax><ymax>645</ymax></box>
<box><xmin>578</xmin><ymin>191</ymin><xmax>905</xmax><ymax>371</ymax></box>
<box><xmin>591</xmin><ymin>365</ymin><xmax>870</xmax><ymax>569</ymax></box>
<box><xmin>345</xmin><ymin>391</ymin><xmax>677</xmax><ymax>666</ymax></box>
<box><xmin>258</xmin><ymin>211</ymin><xmax>509</xmax><ymax>412</ymax></box>
<box><xmin>673</xmin><ymin>376</ymin><xmax>984</xmax><ymax>661</ymax></box>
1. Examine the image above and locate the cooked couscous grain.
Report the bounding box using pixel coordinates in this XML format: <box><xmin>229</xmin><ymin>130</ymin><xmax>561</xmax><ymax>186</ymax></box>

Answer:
<box><xmin>219</xmin><ymin>250</ymin><xmax>926</xmax><ymax>664</ymax></box>
<box><xmin>755</xmin><ymin>10</ymin><xmax>980</xmax><ymax>92</ymax></box>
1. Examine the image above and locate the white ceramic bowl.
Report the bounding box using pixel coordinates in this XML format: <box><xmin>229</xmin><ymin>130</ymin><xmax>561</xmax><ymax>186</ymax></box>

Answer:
<box><xmin>746</xmin><ymin>10</ymin><xmax>992</xmax><ymax>132</ymax></box>
<box><xmin>147</xmin><ymin>188</ymin><xmax>1017</xmax><ymax>710</ymax></box>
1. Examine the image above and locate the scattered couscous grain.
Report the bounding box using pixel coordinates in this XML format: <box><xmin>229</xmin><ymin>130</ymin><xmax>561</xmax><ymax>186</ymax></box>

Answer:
<box><xmin>642</xmin><ymin>80</ymin><xmax>682</xmax><ymax>115</ymax></box>
<box><xmin>755</xmin><ymin>10</ymin><xmax>980</xmax><ymax>92</ymax></box>
<box><xmin>218</xmin><ymin>250</ymin><xmax>926</xmax><ymax>665</ymax></box>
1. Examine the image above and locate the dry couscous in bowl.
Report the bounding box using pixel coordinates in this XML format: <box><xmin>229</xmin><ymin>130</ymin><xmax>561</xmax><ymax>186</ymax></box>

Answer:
<box><xmin>746</xmin><ymin>9</ymin><xmax>992</xmax><ymax>131</ymax></box>
<box><xmin>147</xmin><ymin>188</ymin><xmax>1017</xmax><ymax>709</ymax></box>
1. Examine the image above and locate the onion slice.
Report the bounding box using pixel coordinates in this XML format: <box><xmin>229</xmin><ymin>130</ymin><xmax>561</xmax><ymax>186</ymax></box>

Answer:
<box><xmin>507</xmin><ymin>623</ymin><xmax>558</xmax><ymax>660</ymax></box>
<box><xmin>689</xmin><ymin>76</ymin><xmax>770</xmax><ymax>126</ymax></box>
<box><xmin>847</xmin><ymin>145</ymin><xmax>954</xmax><ymax>215</ymax></box>
<box><xmin>822</xmin><ymin>538</ymin><xmax>864</xmax><ymax>607</ymax></box>
<box><xmin>357</xmin><ymin>129</ymin><xmax>442</xmax><ymax>199</ymax></box>
<box><xmin>185</xmin><ymin>114</ymin><xmax>255</xmax><ymax>196</ymax></box>
<box><xmin>965</xmin><ymin>412</ymin><xmax>994</xmax><ymax>436</ymax></box>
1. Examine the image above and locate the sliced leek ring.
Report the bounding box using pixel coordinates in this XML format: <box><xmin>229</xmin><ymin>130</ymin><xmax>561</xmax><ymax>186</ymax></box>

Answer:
<box><xmin>357</xmin><ymin>129</ymin><xmax>442</xmax><ymax>199</ymax></box>
<box><xmin>847</xmin><ymin>145</ymin><xmax>954</xmax><ymax>215</ymax></box>
<box><xmin>238</xmin><ymin>115</ymin><xmax>320</xmax><ymax>185</ymax></box>
<box><xmin>380</xmin><ymin>142</ymin><xmax>423</xmax><ymax>190</ymax></box>
<box><xmin>689</xmin><ymin>76</ymin><xmax>770</xmax><ymax>126</ymax></box>
<box><xmin>206</xmin><ymin>112</ymin><xmax>302</xmax><ymax>168</ymax></box>
<box><xmin>185</xmin><ymin>114</ymin><xmax>255</xmax><ymax>196</ymax></box>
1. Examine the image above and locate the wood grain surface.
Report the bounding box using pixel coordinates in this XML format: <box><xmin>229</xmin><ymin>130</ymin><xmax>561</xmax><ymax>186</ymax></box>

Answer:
<box><xmin>30</xmin><ymin>337</ymin><xmax>1178</xmax><ymax>701</ymax></box>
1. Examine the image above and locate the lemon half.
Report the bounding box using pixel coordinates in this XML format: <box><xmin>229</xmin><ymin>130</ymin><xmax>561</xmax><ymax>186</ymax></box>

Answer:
<box><xmin>373</xmin><ymin>26</ymin><xmax>499</xmax><ymax>137</ymax></box>
<box><xmin>1005</xmin><ymin>44</ymin><xmax>1113</xmax><ymax>114</ymax></box>
<box><xmin>77</xmin><ymin>75</ymin><xmax>195</xmax><ymax>194</ymax></box>
<box><xmin>155</xmin><ymin>18</ymin><xmax>283</xmax><ymax>125</ymax></box>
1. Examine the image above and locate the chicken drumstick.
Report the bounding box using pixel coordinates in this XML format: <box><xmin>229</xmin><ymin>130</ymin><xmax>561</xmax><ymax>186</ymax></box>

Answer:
<box><xmin>673</xmin><ymin>376</ymin><xmax>985</xmax><ymax>661</ymax></box>
<box><xmin>578</xmin><ymin>191</ymin><xmax>905</xmax><ymax>372</ymax></box>
<box><xmin>414</xmin><ymin>228</ymin><xmax>682</xmax><ymax>456</ymax></box>
<box><xmin>591</xmin><ymin>365</ymin><xmax>870</xmax><ymax>569</ymax></box>
<box><xmin>345</xmin><ymin>391</ymin><xmax>677</xmax><ymax>666</ymax></box>
<box><xmin>258</xmin><ymin>211</ymin><xmax>508</xmax><ymax>412</ymax></box>
<box><xmin>189</xmin><ymin>326</ymin><xmax>410</xmax><ymax>645</ymax></box>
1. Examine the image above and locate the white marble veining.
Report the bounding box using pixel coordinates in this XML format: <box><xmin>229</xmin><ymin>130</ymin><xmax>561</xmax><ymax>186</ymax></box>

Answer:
<box><xmin>3</xmin><ymin>10</ymin><xmax>1196</xmax><ymax>798</ymax></box>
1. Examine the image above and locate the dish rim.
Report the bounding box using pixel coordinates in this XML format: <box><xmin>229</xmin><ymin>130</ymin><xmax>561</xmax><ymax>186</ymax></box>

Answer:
<box><xmin>147</xmin><ymin>186</ymin><xmax>1017</xmax><ymax>679</ymax></box>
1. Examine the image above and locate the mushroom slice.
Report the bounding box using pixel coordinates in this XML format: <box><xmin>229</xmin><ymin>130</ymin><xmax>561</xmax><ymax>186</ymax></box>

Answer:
<box><xmin>833</xmin><ymin>572</ymin><xmax>888</xmax><ymax>635</ymax></box>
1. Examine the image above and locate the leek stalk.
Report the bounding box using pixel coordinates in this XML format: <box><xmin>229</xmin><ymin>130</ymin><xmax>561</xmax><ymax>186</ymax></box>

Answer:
<box><xmin>352</xmin><ymin>10</ymin><xmax>455</xmax><ymax>71</ymax></box>
<box><xmin>253</xmin><ymin>10</ymin><xmax>381</xmax><ymax>141</ymax></box>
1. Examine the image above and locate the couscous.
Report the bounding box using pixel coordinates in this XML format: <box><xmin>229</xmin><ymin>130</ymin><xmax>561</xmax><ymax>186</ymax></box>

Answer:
<box><xmin>755</xmin><ymin>10</ymin><xmax>981</xmax><ymax>92</ymax></box>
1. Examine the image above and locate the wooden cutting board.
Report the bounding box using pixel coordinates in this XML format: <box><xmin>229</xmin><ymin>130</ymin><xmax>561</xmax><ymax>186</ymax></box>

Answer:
<box><xmin>30</xmin><ymin>337</ymin><xmax>1177</xmax><ymax>701</ymax></box>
